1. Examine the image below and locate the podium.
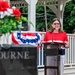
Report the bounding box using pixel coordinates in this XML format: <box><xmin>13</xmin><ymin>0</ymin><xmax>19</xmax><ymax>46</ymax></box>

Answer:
<box><xmin>43</xmin><ymin>42</ymin><xmax>65</xmax><ymax>75</ymax></box>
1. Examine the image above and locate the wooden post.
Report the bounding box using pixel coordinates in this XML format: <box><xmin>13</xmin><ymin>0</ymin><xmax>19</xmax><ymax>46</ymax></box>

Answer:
<box><xmin>44</xmin><ymin>2</ymin><xmax>48</xmax><ymax>31</ymax></box>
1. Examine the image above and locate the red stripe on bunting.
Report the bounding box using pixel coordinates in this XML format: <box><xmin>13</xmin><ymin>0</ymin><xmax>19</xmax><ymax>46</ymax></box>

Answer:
<box><xmin>22</xmin><ymin>33</ymin><xmax>36</xmax><ymax>36</ymax></box>
<box><xmin>12</xmin><ymin>33</ymin><xmax>19</xmax><ymax>44</ymax></box>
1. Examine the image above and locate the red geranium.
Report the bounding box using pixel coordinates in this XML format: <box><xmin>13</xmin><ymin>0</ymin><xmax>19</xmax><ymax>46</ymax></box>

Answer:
<box><xmin>12</xmin><ymin>7</ymin><xmax>21</xmax><ymax>18</ymax></box>
<box><xmin>0</xmin><ymin>1</ymin><xmax>10</xmax><ymax>12</ymax></box>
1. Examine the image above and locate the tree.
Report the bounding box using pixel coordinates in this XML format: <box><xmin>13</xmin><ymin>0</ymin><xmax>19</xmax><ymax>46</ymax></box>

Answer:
<box><xmin>72</xmin><ymin>0</ymin><xmax>75</xmax><ymax>4</ymax></box>
<box><xmin>64</xmin><ymin>1</ymin><xmax>75</xmax><ymax>33</ymax></box>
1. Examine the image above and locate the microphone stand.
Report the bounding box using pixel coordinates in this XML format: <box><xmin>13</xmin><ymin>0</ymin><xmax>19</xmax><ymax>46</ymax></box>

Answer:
<box><xmin>51</xmin><ymin>28</ymin><xmax>55</xmax><ymax>44</ymax></box>
<box><xmin>52</xmin><ymin>32</ymin><xmax>54</xmax><ymax>44</ymax></box>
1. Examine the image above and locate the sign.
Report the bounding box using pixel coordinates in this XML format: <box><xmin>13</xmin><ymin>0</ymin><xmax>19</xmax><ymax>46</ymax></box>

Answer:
<box><xmin>0</xmin><ymin>44</ymin><xmax>37</xmax><ymax>75</ymax></box>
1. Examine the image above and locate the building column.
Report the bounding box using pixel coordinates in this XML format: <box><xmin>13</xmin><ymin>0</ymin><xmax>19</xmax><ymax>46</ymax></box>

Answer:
<box><xmin>25</xmin><ymin>0</ymin><xmax>38</xmax><ymax>31</ymax></box>
<box><xmin>47</xmin><ymin>0</ymin><xmax>67</xmax><ymax>30</ymax></box>
<box><xmin>57</xmin><ymin>0</ymin><xmax>66</xmax><ymax>30</ymax></box>
<box><xmin>7</xmin><ymin>0</ymin><xmax>10</xmax><ymax>4</ymax></box>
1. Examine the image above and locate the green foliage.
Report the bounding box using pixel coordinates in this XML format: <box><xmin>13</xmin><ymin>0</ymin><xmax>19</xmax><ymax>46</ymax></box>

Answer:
<box><xmin>72</xmin><ymin>0</ymin><xmax>75</xmax><ymax>4</ymax></box>
<box><xmin>36</xmin><ymin>6</ymin><xmax>56</xmax><ymax>31</ymax></box>
<box><xmin>0</xmin><ymin>15</ymin><xmax>28</xmax><ymax>34</ymax></box>
<box><xmin>63</xmin><ymin>1</ymin><xmax>75</xmax><ymax>33</ymax></box>
<box><xmin>36</xmin><ymin>6</ymin><xmax>44</xmax><ymax>13</ymax></box>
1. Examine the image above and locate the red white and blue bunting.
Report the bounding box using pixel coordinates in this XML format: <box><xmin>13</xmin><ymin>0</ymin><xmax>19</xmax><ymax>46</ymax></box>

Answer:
<box><xmin>12</xmin><ymin>31</ymin><xmax>42</xmax><ymax>45</ymax></box>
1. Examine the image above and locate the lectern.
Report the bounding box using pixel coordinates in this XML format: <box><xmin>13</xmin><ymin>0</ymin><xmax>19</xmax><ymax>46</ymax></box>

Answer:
<box><xmin>43</xmin><ymin>42</ymin><xmax>65</xmax><ymax>75</ymax></box>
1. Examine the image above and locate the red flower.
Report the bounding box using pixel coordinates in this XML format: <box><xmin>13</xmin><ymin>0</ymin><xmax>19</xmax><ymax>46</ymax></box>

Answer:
<box><xmin>12</xmin><ymin>7</ymin><xmax>21</xmax><ymax>18</ymax></box>
<box><xmin>0</xmin><ymin>1</ymin><xmax>10</xmax><ymax>12</ymax></box>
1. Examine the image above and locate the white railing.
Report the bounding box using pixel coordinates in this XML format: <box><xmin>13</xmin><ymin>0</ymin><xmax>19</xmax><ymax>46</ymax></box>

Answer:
<box><xmin>37</xmin><ymin>33</ymin><xmax>75</xmax><ymax>68</ymax></box>
<box><xmin>65</xmin><ymin>34</ymin><xmax>75</xmax><ymax>66</ymax></box>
